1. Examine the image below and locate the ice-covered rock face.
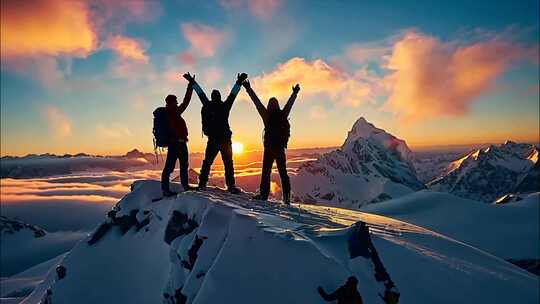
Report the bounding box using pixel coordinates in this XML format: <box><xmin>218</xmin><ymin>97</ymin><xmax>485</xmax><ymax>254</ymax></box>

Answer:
<box><xmin>429</xmin><ymin>142</ymin><xmax>539</xmax><ymax>202</ymax></box>
<box><xmin>21</xmin><ymin>181</ymin><xmax>539</xmax><ymax>304</ymax></box>
<box><xmin>292</xmin><ymin>117</ymin><xmax>424</xmax><ymax>209</ymax></box>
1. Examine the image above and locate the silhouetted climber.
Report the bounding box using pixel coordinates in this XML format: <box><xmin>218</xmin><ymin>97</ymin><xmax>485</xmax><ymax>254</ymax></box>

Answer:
<box><xmin>243</xmin><ymin>80</ymin><xmax>299</xmax><ymax>204</ymax></box>
<box><xmin>317</xmin><ymin>276</ymin><xmax>364</xmax><ymax>304</ymax></box>
<box><xmin>183</xmin><ymin>72</ymin><xmax>247</xmax><ymax>194</ymax></box>
<box><xmin>153</xmin><ymin>78</ymin><xmax>195</xmax><ymax>197</ymax></box>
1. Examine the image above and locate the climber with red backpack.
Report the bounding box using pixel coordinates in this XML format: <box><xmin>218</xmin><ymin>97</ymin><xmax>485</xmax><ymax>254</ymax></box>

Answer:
<box><xmin>243</xmin><ymin>79</ymin><xmax>300</xmax><ymax>204</ymax></box>
<box><xmin>153</xmin><ymin>76</ymin><xmax>197</xmax><ymax>197</ymax></box>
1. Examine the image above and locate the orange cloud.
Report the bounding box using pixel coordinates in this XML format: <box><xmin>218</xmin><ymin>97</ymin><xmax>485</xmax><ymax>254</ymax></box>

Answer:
<box><xmin>383</xmin><ymin>31</ymin><xmax>537</xmax><ymax>122</ymax></box>
<box><xmin>249</xmin><ymin>57</ymin><xmax>375</xmax><ymax>106</ymax></box>
<box><xmin>0</xmin><ymin>0</ymin><xmax>158</xmax><ymax>86</ymax></box>
<box><xmin>0</xmin><ymin>0</ymin><xmax>97</xmax><ymax>59</ymax></box>
<box><xmin>107</xmin><ymin>35</ymin><xmax>149</xmax><ymax>63</ymax></box>
<box><xmin>41</xmin><ymin>105</ymin><xmax>72</xmax><ymax>138</ymax></box>
<box><xmin>181</xmin><ymin>23</ymin><xmax>229</xmax><ymax>58</ymax></box>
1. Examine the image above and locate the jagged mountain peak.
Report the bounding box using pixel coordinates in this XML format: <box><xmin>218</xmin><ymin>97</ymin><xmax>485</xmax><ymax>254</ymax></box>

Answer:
<box><xmin>343</xmin><ymin>117</ymin><xmax>413</xmax><ymax>166</ymax></box>
<box><xmin>292</xmin><ymin>118</ymin><xmax>423</xmax><ymax>208</ymax></box>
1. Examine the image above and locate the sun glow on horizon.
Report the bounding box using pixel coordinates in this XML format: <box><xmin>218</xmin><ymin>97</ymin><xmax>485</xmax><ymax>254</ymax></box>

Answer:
<box><xmin>232</xmin><ymin>142</ymin><xmax>244</xmax><ymax>155</ymax></box>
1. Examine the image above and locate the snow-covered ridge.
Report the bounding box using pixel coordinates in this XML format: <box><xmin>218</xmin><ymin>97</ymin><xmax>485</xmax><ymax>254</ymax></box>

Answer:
<box><xmin>21</xmin><ymin>180</ymin><xmax>539</xmax><ymax>303</ymax></box>
<box><xmin>1</xmin><ymin>216</ymin><xmax>46</xmax><ymax>239</ymax></box>
<box><xmin>429</xmin><ymin>141</ymin><xmax>539</xmax><ymax>202</ymax></box>
<box><xmin>292</xmin><ymin>117</ymin><xmax>424</xmax><ymax>209</ymax></box>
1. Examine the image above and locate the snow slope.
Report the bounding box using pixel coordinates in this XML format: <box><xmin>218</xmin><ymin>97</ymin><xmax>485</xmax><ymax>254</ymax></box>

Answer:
<box><xmin>0</xmin><ymin>217</ymin><xmax>84</xmax><ymax>277</ymax></box>
<box><xmin>19</xmin><ymin>180</ymin><xmax>538</xmax><ymax>304</ymax></box>
<box><xmin>292</xmin><ymin>117</ymin><xmax>425</xmax><ymax>209</ymax></box>
<box><xmin>1</xmin><ymin>254</ymin><xmax>66</xmax><ymax>300</ymax></box>
<box><xmin>361</xmin><ymin>191</ymin><xmax>540</xmax><ymax>260</ymax></box>
<box><xmin>429</xmin><ymin>141</ymin><xmax>539</xmax><ymax>202</ymax></box>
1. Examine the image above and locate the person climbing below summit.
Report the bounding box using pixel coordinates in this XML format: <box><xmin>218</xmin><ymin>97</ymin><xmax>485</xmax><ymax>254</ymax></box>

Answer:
<box><xmin>243</xmin><ymin>79</ymin><xmax>299</xmax><ymax>204</ymax></box>
<box><xmin>182</xmin><ymin>72</ymin><xmax>247</xmax><ymax>194</ymax></box>
<box><xmin>154</xmin><ymin>77</ymin><xmax>196</xmax><ymax>197</ymax></box>
<box><xmin>317</xmin><ymin>276</ymin><xmax>364</xmax><ymax>304</ymax></box>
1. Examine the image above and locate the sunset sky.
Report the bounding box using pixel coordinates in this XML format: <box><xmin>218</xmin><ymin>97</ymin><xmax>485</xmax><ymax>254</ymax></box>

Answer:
<box><xmin>1</xmin><ymin>0</ymin><xmax>539</xmax><ymax>156</ymax></box>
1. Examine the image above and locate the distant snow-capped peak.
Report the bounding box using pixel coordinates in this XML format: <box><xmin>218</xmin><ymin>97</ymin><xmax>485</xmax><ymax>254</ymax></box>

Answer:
<box><xmin>292</xmin><ymin>117</ymin><xmax>424</xmax><ymax>209</ymax></box>
<box><xmin>429</xmin><ymin>141</ymin><xmax>539</xmax><ymax>202</ymax></box>
<box><xmin>342</xmin><ymin>117</ymin><xmax>414</xmax><ymax>167</ymax></box>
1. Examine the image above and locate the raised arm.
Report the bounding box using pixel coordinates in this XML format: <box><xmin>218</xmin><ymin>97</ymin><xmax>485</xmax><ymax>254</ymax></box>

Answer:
<box><xmin>224</xmin><ymin>73</ymin><xmax>248</xmax><ymax>110</ymax></box>
<box><xmin>183</xmin><ymin>72</ymin><xmax>209</xmax><ymax>106</ymax></box>
<box><xmin>177</xmin><ymin>81</ymin><xmax>193</xmax><ymax>114</ymax></box>
<box><xmin>282</xmin><ymin>84</ymin><xmax>300</xmax><ymax>117</ymax></box>
<box><xmin>243</xmin><ymin>80</ymin><xmax>268</xmax><ymax>121</ymax></box>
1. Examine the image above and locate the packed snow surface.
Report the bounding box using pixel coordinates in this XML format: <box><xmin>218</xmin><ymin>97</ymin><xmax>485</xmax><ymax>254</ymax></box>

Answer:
<box><xmin>361</xmin><ymin>191</ymin><xmax>540</xmax><ymax>260</ymax></box>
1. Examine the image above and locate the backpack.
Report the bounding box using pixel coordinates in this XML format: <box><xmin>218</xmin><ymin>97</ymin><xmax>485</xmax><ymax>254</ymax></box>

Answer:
<box><xmin>264</xmin><ymin>111</ymin><xmax>290</xmax><ymax>148</ymax></box>
<box><xmin>201</xmin><ymin>104</ymin><xmax>227</xmax><ymax>137</ymax></box>
<box><xmin>153</xmin><ymin>107</ymin><xmax>169</xmax><ymax>147</ymax></box>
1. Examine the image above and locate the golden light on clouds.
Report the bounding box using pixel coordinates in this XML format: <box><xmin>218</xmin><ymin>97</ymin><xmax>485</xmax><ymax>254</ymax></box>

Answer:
<box><xmin>0</xmin><ymin>0</ymin><xmax>96</xmax><ymax>58</ymax></box>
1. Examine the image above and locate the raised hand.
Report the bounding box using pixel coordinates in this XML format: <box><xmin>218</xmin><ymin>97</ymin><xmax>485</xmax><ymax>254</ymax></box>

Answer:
<box><xmin>182</xmin><ymin>72</ymin><xmax>195</xmax><ymax>83</ymax></box>
<box><xmin>292</xmin><ymin>84</ymin><xmax>300</xmax><ymax>94</ymax></box>
<box><xmin>243</xmin><ymin>79</ymin><xmax>251</xmax><ymax>89</ymax></box>
<box><xmin>236</xmin><ymin>72</ymin><xmax>248</xmax><ymax>85</ymax></box>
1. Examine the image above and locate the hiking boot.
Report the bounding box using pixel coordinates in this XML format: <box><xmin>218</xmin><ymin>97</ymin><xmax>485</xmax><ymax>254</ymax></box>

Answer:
<box><xmin>182</xmin><ymin>185</ymin><xmax>197</xmax><ymax>191</ymax></box>
<box><xmin>252</xmin><ymin>193</ymin><xmax>268</xmax><ymax>201</ymax></box>
<box><xmin>283</xmin><ymin>193</ymin><xmax>291</xmax><ymax>205</ymax></box>
<box><xmin>163</xmin><ymin>189</ymin><xmax>177</xmax><ymax>197</ymax></box>
<box><xmin>228</xmin><ymin>186</ymin><xmax>241</xmax><ymax>194</ymax></box>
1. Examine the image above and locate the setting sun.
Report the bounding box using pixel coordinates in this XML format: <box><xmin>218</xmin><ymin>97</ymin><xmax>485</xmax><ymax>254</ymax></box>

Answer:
<box><xmin>232</xmin><ymin>142</ymin><xmax>244</xmax><ymax>155</ymax></box>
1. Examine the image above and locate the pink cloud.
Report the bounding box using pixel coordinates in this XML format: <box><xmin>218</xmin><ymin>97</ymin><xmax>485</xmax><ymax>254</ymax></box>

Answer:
<box><xmin>249</xmin><ymin>0</ymin><xmax>282</xmax><ymax>21</ymax></box>
<box><xmin>382</xmin><ymin>30</ymin><xmax>538</xmax><ymax>122</ymax></box>
<box><xmin>106</xmin><ymin>35</ymin><xmax>149</xmax><ymax>63</ymax></box>
<box><xmin>219</xmin><ymin>0</ymin><xmax>282</xmax><ymax>21</ymax></box>
<box><xmin>180</xmin><ymin>23</ymin><xmax>229</xmax><ymax>58</ymax></box>
<box><xmin>179</xmin><ymin>51</ymin><xmax>196</xmax><ymax>65</ymax></box>
<box><xmin>40</xmin><ymin>105</ymin><xmax>72</xmax><ymax>138</ymax></box>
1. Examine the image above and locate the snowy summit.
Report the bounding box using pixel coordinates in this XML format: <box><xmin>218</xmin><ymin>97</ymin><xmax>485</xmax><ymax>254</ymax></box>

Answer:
<box><xmin>19</xmin><ymin>180</ymin><xmax>538</xmax><ymax>304</ymax></box>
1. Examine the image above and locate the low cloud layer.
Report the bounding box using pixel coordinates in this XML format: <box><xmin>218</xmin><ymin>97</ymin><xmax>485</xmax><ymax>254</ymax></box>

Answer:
<box><xmin>382</xmin><ymin>30</ymin><xmax>538</xmax><ymax>122</ymax></box>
